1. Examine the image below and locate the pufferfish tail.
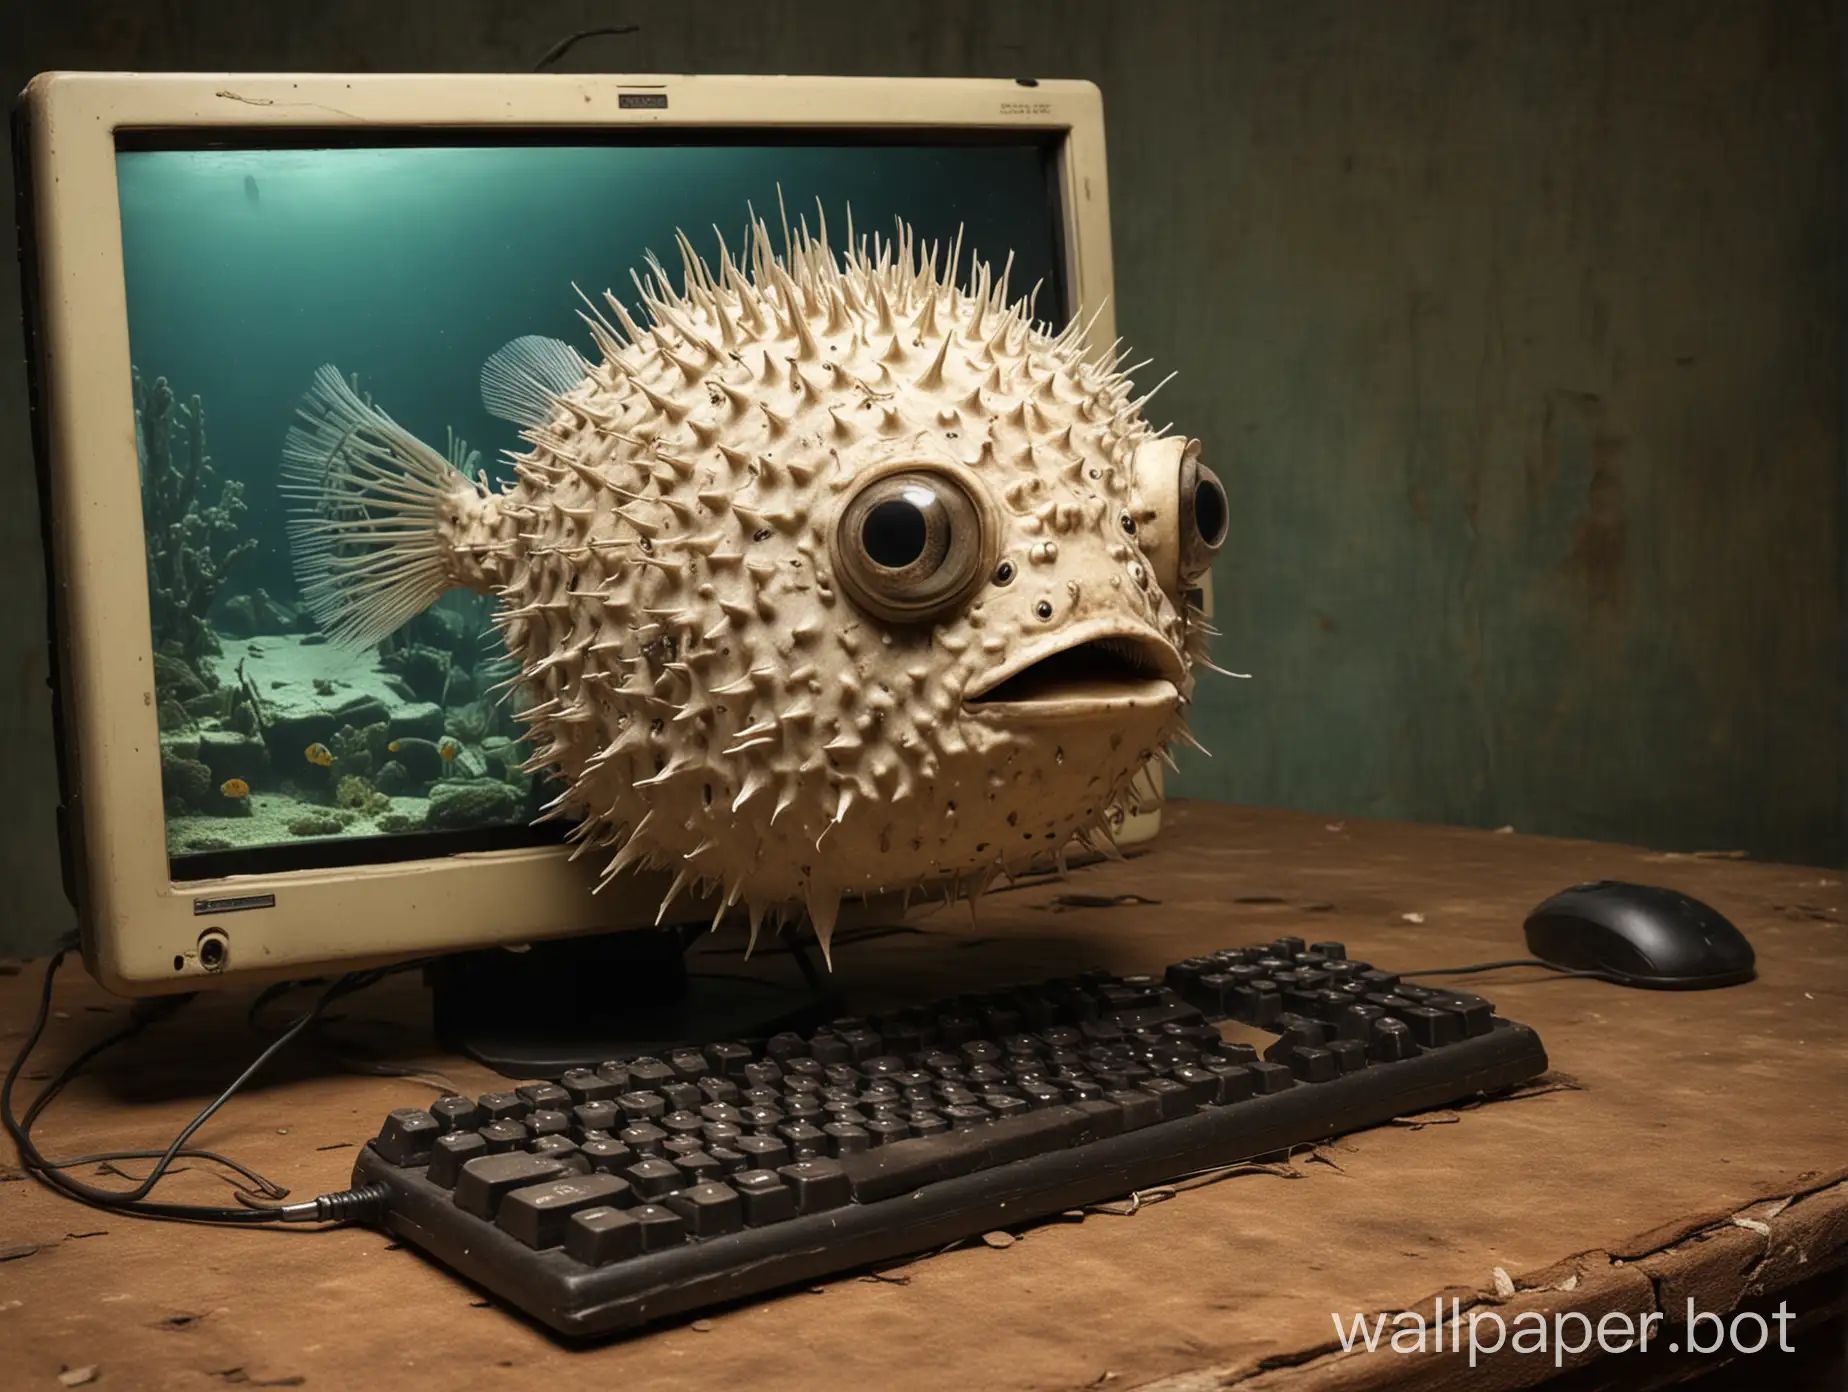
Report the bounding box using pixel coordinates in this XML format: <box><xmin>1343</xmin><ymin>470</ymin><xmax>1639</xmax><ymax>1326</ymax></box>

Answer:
<box><xmin>281</xmin><ymin>365</ymin><xmax>487</xmax><ymax>649</ymax></box>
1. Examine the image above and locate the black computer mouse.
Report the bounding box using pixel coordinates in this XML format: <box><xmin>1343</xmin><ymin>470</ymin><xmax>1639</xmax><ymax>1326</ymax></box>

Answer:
<box><xmin>1523</xmin><ymin>880</ymin><xmax>1756</xmax><ymax>989</ymax></box>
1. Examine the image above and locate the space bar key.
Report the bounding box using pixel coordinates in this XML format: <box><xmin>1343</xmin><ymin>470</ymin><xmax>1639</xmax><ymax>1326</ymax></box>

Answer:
<box><xmin>837</xmin><ymin>1105</ymin><xmax>1090</xmax><ymax>1204</ymax></box>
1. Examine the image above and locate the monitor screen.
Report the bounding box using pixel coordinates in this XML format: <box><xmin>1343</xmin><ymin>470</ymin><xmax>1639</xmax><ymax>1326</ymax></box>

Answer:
<box><xmin>115</xmin><ymin>133</ymin><xmax>1071</xmax><ymax>883</ymax></box>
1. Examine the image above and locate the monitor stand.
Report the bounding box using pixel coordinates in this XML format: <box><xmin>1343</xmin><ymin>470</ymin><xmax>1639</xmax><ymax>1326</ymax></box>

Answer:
<box><xmin>426</xmin><ymin>926</ymin><xmax>843</xmax><ymax>1079</ymax></box>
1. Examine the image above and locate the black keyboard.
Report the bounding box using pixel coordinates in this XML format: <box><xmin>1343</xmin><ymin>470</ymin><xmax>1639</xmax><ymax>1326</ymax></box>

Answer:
<box><xmin>351</xmin><ymin>938</ymin><xmax>1546</xmax><ymax>1338</ymax></box>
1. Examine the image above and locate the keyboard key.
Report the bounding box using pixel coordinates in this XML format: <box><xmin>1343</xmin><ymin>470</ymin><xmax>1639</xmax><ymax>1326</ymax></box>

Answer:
<box><xmin>530</xmin><ymin>1136</ymin><xmax>587</xmax><ymax>1170</ymax></box>
<box><xmin>857</xmin><ymin>1082</ymin><xmax>902</xmax><ymax>1110</ymax></box>
<box><xmin>1204</xmin><ymin>1063</ymin><xmax>1256</xmax><ymax>1104</ymax></box>
<box><xmin>702</xmin><ymin>1121</ymin><xmax>743</xmax><ymax>1151</ymax></box>
<box><xmin>1328</xmin><ymin>1039</ymin><xmax>1369</xmax><ymax>1073</ymax></box>
<box><xmin>1337</xmin><ymin>1004</ymin><xmax>1386</xmax><ymax>1042</ymax></box>
<box><xmin>619</xmin><ymin>1122</ymin><xmax>668</xmax><ymax>1156</ymax></box>
<box><xmin>559</xmin><ymin>1068</ymin><xmax>617</xmax><ymax>1105</ymax></box>
<box><xmin>593</xmin><ymin>1060</ymin><xmax>631</xmax><ymax>1092</ymax></box>
<box><xmin>903</xmin><ymin>1110</ymin><xmax>946</xmax><ymax>1139</ymax></box>
<box><xmin>453</xmin><ymin>1152</ymin><xmax>569</xmax><ymax>1220</ymax></box>
<box><xmin>1236</xmin><ymin>983</ymin><xmax>1284</xmax><ymax>1026</ymax></box>
<box><xmin>739</xmin><ymin>1103</ymin><xmax>785</xmax><ymax>1132</ymax></box>
<box><xmin>676</xmin><ymin>1150</ymin><xmax>725</xmax><ymax>1185</ymax></box>
<box><xmin>660</xmin><ymin>1082</ymin><xmax>703</xmax><ymax>1114</ymax></box>
<box><xmin>777</xmin><ymin>1159</ymin><xmax>851</xmax><ymax>1213</ymax></box>
<box><xmin>1271</xmin><ymin>1014</ymin><xmax>1330</xmax><ymax>1051</ymax></box>
<box><xmin>732</xmin><ymin>1169</ymin><xmax>797</xmax><ymax>1225</ymax></box>
<box><xmin>1107</xmin><ymin>1090</ymin><xmax>1161</xmax><ymax>1131</ymax></box>
<box><xmin>499</xmin><ymin>1174</ymin><xmax>634</xmax><ymax>1249</ymax></box>
<box><xmin>572</xmin><ymin>1101</ymin><xmax>619</xmax><ymax>1138</ymax></box>
<box><xmin>824</xmin><ymin>1122</ymin><xmax>871</xmax><ymax>1156</ymax></box>
<box><xmin>663</xmin><ymin>1181</ymin><xmax>743</xmax><ymax>1237</ymax></box>
<box><xmin>742</xmin><ymin>1061</ymin><xmax>784</xmax><ymax>1089</ymax></box>
<box><xmin>1248</xmin><ymin>1061</ymin><xmax>1296</xmax><ymax>1094</ymax></box>
<box><xmin>1167</xmin><ymin>1065</ymin><xmax>1220</xmax><ymax>1108</ymax></box>
<box><xmin>516</xmin><ymin>1083</ymin><xmax>571</xmax><ymax>1112</ymax></box>
<box><xmin>1446</xmin><ymin>993</ymin><xmax>1495</xmax><ymax>1036</ymax></box>
<box><xmin>785</xmin><ymin>1095</ymin><xmax>826</xmax><ymax>1122</ymax></box>
<box><xmin>372</xmin><ymin>1108</ymin><xmax>441</xmax><ymax>1166</ymax></box>
<box><xmin>865</xmin><ymin>1116</ymin><xmax>911</xmax><ymax>1147</ymax></box>
<box><xmin>1399</xmin><ymin>1005</ymin><xmax>1461</xmax><ymax>1047</ymax></box>
<box><xmin>427</xmin><ymin>1131</ymin><xmax>487</xmax><ymax>1188</ymax></box>
<box><xmin>707</xmin><ymin>1146</ymin><xmax>749</xmax><ymax>1175</ymax></box>
<box><xmin>697</xmin><ymin>1076</ymin><xmax>742</xmax><ymax>1106</ymax></box>
<box><xmin>981</xmin><ymin>1093</ymin><xmax>1030</xmax><ymax>1121</ymax></box>
<box><xmin>1137</xmin><ymin>1077</ymin><xmax>1194</xmax><ymax>1120</ymax></box>
<box><xmin>477</xmin><ymin>1091</ymin><xmax>528</xmax><ymax>1123</ymax></box>
<box><xmin>778</xmin><ymin>1121</ymin><xmax>827</xmax><ymax>1159</ymax></box>
<box><xmin>628</xmin><ymin>1058</ymin><xmax>676</xmax><ymax>1089</ymax></box>
<box><xmin>705</xmin><ymin>1041</ymin><xmax>754</xmax><ymax>1078</ymax></box>
<box><xmin>479</xmin><ymin>1120</ymin><xmax>528</xmax><ymax>1155</ymax></box>
<box><xmin>565</xmin><ymin>1205</ymin><xmax>642</xmax><ymax>1265</ymax></box>
<box><xmin>616</xmin><ymin>1091</ymin><xmax>665</xmax><ymax>1122</ymax></box>
<box><xmin>633</xmin><ymin>1203</ymin><xmax>687</xmax><ymax>1250</ymax></box>
<box><xmin>578</xmin><ymin>1139</ymin><xmax>637</xmax><ymax>1174</ymax></box>
<box><xmin>735</xmin><ymin>1134</ymin><xmax>790</xmax><ymax>1170</ymax></box>
<box><xmin>625</xmin><ymin>1157</ymin><xmax>684</xmax><ymax>1199</ymax></box>
<box><xmin>428</xmin><ymin>1095</ymin><xmax>483</xmax><ymax>1133</ymax></box>
<box><xmin>1370</xmin><ymin>1017</ymin><xmax>1420</xmax><ymax>1062</ymax></box>
<box><xmin>1286</xmin><ymin>1046</ymin><xmax>1339</xmax><ymax>1083</ymax></box>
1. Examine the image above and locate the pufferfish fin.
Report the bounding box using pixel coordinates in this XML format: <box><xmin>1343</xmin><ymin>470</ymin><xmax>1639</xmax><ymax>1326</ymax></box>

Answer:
<box><xmin>281</xmin><ymin>365</ymin><xmax>478</xmax><ymax>649</ymax></box>
<box><xmin>479</xmin><ymin>334</ymin><xmax>590</xmax><ymax>428</ymax></box>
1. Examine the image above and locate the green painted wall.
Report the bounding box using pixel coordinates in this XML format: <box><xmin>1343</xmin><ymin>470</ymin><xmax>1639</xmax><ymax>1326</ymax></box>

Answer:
<box><xmin>0</xmin><ymin>0</ymin><xmax>1839</xmax><ymax>959</ymax></box>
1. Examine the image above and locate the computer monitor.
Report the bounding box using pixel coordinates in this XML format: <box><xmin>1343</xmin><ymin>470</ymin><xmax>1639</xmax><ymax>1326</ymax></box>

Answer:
<box><xmin>13</xmin><ymin>72</ymin><xmax>1167</xmax><ymax>1002</ymax></box>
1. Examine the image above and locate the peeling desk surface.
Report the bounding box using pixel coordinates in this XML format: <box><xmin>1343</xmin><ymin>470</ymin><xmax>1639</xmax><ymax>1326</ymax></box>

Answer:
<box><xmin>3</xmin><ymin>801</ymin><xmax>1845</xmax><ymax>1391</ymax></box>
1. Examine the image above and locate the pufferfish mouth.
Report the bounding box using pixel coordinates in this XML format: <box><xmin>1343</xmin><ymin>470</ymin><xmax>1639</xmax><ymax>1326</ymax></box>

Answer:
<box><xmin>962</xmin><ymin>620</ymin><xmax>1186</xmax><ymax>724</ymax></box>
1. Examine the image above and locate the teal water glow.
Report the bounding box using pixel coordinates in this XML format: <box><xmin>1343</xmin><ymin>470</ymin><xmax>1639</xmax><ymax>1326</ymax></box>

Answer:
<box><xmin>115</xmin><ymin>138</ymin><xmax>1067</xmax><ymax>870</ymax></box>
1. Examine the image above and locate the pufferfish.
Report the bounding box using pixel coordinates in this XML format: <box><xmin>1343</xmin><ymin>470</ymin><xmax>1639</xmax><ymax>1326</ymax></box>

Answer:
<box><xmin>282</xmin><ymin>207</ymin><xmax>1230</xmax><ymax>960</ymax></box>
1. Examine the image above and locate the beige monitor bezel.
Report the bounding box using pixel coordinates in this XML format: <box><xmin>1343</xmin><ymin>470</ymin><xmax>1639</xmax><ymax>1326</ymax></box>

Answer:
<box><xmin>17</xmin><ymin>70</ymin><xmax>1153</xmax><ymax>995</ymax></box>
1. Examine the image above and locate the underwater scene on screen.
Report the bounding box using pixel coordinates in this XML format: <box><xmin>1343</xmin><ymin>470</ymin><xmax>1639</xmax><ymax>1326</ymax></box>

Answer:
<box><xmin>116</xmin><ymin>139</ymin><xmax>1065</xmax><ymax>873</ymax></box>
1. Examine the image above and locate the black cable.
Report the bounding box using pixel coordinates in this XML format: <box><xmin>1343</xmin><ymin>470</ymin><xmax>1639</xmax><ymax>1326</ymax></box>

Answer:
<box><xmin>1400</xmin><ymin>957</ymin><xmax>1622</xmax><ymax>983</ymax></box>
<box><xmin>39</xmin><ymin>1147</ymin><xmax>287</xmax><ymax>1198</ymax></box>
<box><xmin>8</xmin><ymin>979</ymin><xmax>295</xmax><ymax>1199</ymax></box>
<box><xmin>3</xmin><ymin>950</ymin><xmax>393</xmax><ymax>1225</ymax></box>
<box><xmin>533</xmin><ymin>24</ymin><xmax>640</xmax><ymax>72</ymax></box>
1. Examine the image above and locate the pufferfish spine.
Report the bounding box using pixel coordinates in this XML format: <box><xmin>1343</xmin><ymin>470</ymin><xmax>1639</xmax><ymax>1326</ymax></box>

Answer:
<box><xmin>283</xmin><ymin>207</ymin><xmax>1225</xmax><ymax>963</ymax></box>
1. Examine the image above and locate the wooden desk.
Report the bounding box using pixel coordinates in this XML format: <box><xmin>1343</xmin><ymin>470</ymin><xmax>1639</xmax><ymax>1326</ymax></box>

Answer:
<box><xmin>5</xmin><ymin>803</ymin><xmax>1846</xmax><ymax>1390</ymax></box>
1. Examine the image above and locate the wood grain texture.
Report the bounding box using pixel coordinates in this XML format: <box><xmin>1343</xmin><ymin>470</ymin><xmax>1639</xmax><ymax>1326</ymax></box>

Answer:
<box><xmin>0</xmin><ymin>1</ymin><xmax>1839</xmax><ymax>959</ymax></box>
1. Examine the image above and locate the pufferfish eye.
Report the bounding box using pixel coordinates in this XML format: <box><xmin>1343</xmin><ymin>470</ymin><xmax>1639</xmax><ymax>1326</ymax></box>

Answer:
<box><xmin>1181</xmin><ymin>449</ymin><xmax>1229</xmax><ymax>578</ymax></box>
<box><xmin>1128</xmin><ymin>435</ymin><xmax>1226</xmax><ymax>597</ymax></box>
<box><xmin>832</xmin><ymin>468</ymin><xmax>991</xmax><ymax>623</ymax></box>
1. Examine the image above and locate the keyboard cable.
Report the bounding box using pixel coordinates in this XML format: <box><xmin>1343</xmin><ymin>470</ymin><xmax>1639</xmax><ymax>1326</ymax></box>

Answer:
<box><xmin>2</xmin><ymin>942</ymin><xmax>404</xmax><ymax>1227</ymax></box>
